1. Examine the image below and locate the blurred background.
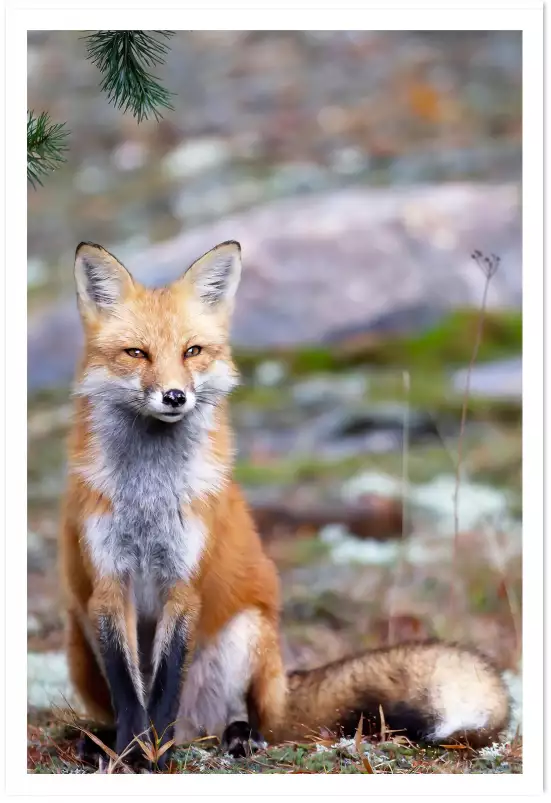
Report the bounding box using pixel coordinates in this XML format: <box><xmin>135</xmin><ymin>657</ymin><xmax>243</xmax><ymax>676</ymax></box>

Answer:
<box><xmin>27</xmin><ymin>31</ymin><xmax>522</xmax><ymax>732</ymax></box>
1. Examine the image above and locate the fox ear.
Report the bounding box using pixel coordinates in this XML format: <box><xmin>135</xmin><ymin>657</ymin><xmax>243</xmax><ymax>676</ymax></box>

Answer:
<box><xmin>74</xmin><ymin>242</ymin><xmax>134</xmax><ymax>318</ymax></box>
<box><xmin>179</xmin><ymin>241</ymin><xmax>242</xmax><ymax>311</ymax></box>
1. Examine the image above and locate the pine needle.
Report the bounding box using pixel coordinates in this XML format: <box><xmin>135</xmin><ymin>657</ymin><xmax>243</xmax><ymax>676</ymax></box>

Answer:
<box><xmin>27</xmin><ymin>110</ymin><xmax>69</xmax><ymax>188</ymax></box>
<box><xmin>83</xmin><ymin>30</ymin><xmax>175</xmax><ymax>122</ymax></box>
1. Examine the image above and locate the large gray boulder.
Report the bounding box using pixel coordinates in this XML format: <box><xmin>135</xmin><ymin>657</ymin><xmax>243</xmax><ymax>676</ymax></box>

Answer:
<box><xmin>28</xmin><ymin>183</ymin><xmax>520</xmax><ymax>391</ymax></box>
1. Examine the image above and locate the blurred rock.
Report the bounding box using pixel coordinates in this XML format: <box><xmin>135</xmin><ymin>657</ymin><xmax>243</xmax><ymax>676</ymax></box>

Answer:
<box><xmin>341</xmin><ymin>471</ymin><xmax>402</xmax><ymax>502</ymax></box>
<box><xmin>254</xmin><ymin>360</ymin><xmax>287</xmax><ymax>387</ymax></box>
<box><xmin>291</xmin><ymin>373</ymin><xmax>368</xmax><ymax>407</ymax></box>
<box><xmin>27</xmin><ymin>614</ymin><xmax>42</xmax><ymax>637</ymax></box>
<box><xmin>451</xmin><ymin>357</ymin><xmax>522</xmax><ymax>400</ymax></box>
<box><xmin>253</xmin><ymin>495</ymin><xmax>404</xmax><ymax>542</ymax></box>
<box><xmin>27</xmin><ymin>651</ymin><xmax>74</xmax><ymax>710</ymax></box>
<box><xmin>323</xmin><ymin>303</ymin><xmax>446</xmax><ymax>343</ymax></box>
<box><xmin>163</xmin><ymin>138</ymin><xmax>232</xmax><ymax>179</ymax></box>
<box><xmin>111</xmin><ymin>141</ymin><xmax>148</xmax><ymax>172</ymax></box>
<box><xmin>28</xmin><ymin>183</ymin><xmax>520</xmax><ymax>391</ymax></box>
<box><xmin>304</xmin><ymin>404</ymin><xmax>446</xmax><ymax>459</ymax></box>
<box><xmin>411</xmin><ymin>475</ymin><xmax>515</xmax><ymax>533</ymax></box>
<box><xmin>319</xmin><ymin>525</ymin><xmax>403</xmax><ymax>565</ymax></box>
<box><xmin>28</xmin><ymin>531</ymin><xmax>48</xmax><ymax>573</ymax></box>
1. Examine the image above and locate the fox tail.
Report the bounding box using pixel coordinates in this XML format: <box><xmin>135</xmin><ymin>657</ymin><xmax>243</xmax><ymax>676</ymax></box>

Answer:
<box><xmin>276</xmin><ymin>640</ymin><xmax>510</xmax><ymax>747</ymax></box>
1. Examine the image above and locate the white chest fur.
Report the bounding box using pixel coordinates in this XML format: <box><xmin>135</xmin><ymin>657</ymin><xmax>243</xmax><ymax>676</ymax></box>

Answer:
<box><xmin>84</xmin><ymin>510</ymin><xmax>206</xmax><ymax>609</ymax></box>
<box><xmin>79</xmin><ymin>399</ymin><xmax>221</xmax><ymax>598</ymax></box>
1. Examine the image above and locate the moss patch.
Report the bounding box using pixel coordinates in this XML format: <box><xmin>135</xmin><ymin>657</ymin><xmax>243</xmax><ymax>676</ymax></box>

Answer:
<box><xmin>234</xmin><ymin>309</ymin><xmax>521</xmax><ymax>378</ymax></box>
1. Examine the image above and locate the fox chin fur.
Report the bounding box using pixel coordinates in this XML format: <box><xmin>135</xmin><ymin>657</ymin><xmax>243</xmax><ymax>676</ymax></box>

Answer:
<box><xmin>60</xmin><ymin>240</ymin><xmax>510</xmax><ymax>765</ymax></box>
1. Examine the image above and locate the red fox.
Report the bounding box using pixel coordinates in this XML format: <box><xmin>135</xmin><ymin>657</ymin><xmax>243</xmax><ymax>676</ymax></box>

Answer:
<box><xmin>60</xmin><ymin>240</ymin><xmax>510</xmax><ymax>769</ymax></box>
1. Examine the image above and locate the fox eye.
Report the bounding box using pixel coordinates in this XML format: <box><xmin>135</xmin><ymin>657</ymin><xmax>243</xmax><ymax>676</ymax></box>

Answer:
<box><xmin>184</xmin><ymin>345</ymin><xmax>202</xmax><ymax>358</ymax></box>
<box><xmin>125</xmin><ymin>348</ymin><xmax>148</xmax><ymax>359</ymax></box>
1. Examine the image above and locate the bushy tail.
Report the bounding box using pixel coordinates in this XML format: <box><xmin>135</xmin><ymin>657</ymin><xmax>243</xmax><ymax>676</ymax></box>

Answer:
<box><xmin>277</xmin><ymin>640</ymin><xmax>510</xmax><ymax>747</ymax></box>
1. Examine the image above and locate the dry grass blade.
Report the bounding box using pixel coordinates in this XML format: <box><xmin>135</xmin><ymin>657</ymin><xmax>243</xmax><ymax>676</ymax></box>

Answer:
<box><xmin>439</xmin><ymin>744</ymin><xmax>469</xmax><ymax>750</ymax></box>
<box><xmin>482</xmin><ymin>521</ymin><xmax>522</xmax><ymax>664</ymax></box>
<box><xmin>360</xmin><ymin>752</ymin><xmax>375</xmax><ymax>774</ymax></box>
<box><xmin>354</xmin><ymin>714</ymin><xmax>364</xmax><ymax>753</ymax></box>
<box><xmin>379</xmin><ymin>705</ymin><xmax>387</xmax><ymax>742</ymax></box>
<box><xmin>388</xmin><ymin>370</ymin><xmax>411</xmax><ymax>646</ymax></box>
<box><xmin>451</xmin><ymin>249</ymin><xmax>499</xmax><ymax>615</ymax></box>
<box><xmin>109</xmin><ymin>727</ymin><xmax>153</xmax><ymax>772</ymax></box>
<box><xmin>156</xmin><ymin>739</ymin><xmax>175</xmax><ymax>759</ymax></box>
<box><xmin>288</xmin><ymin>769</ymin><xmax>317</xmax><ymax>773</ymax></box>
<box><xmin>135</xmin><ymin>737</ymin><xmax>155</xmax><ymax>762</ymax></box>
<box><xmin>100</xmin><ymin>757</ymin><xmax>136</xmax><ymax>774</ymax></box>
<box><xmin>354</xmin><ymin>714</ymin><xmax>375</xmax><ymax>774</ymax></box>
<box><xmin>191</xmin><ymin>734</ymin><xmax>220</xmax><ymax>746</ymax></box>
<box><xmin>147</xmin><ymin>721</ymin><xmax>177</xmax><ymax>763</ymax></box>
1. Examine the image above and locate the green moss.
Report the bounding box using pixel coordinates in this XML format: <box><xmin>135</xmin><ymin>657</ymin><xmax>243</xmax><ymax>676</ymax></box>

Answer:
<box><xmin>234</xmin><ymin>454</ymin><xmax>370</xmax><ymax>487</ymax></box>
<box><xmin>235</xmin><ymin>309</ymin><xmax>522</xmax><ymax>378</ymax></box>
<box><xmin>28</xmin><ymin>723</ymin><xmax>523</xmax><ymax>774</ymax></box>
<box><xmin>390</xmin><ymin>308</ymin><xmax>522</xmax><ymax>367</ymax></box>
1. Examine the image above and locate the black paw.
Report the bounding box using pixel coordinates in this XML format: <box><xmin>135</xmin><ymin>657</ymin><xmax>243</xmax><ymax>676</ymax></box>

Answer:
<box><xmin>221</xmin><ymin>720</ymin><xmax>267</xmax><ymax>758</ymax></box>
<box><xmin>115</xmin><ymin>710</ymin><xmax>151</xmax><ymax>767</ymax></box>
<box><xmin>75</xmin><ymin>725</ymin><xmax>116</xmax><ymax>765</ymax></box>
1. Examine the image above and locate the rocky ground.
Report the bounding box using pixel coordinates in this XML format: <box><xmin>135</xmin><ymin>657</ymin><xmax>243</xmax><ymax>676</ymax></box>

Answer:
<box><xmin>28</xmin><ymin>726</ymin><xmax>522</xmax><ymax>775</ymax></box>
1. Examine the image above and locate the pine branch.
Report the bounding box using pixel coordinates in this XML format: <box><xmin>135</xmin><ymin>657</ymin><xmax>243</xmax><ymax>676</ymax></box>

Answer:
<box><xmin>84</xmin><ymin>31</ymin><xmax>175</xmax><ymax>123</ymax></box>
<box><xmin>27</xmin><ymin>110</ymin><xmax>70</xmax><ymax>189</ymax></box>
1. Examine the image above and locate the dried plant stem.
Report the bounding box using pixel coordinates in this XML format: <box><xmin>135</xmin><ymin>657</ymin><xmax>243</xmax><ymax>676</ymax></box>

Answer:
<box><xmin>451</xmin><ymin>251</ymin><xmax>500</xmax><ymax>614</ymax></box>
<box><xmin>388</xmin><ymin>370</ymin><xmax>410</xmax><ymax>645</ymax></box>
<box><xmin>483</xmin><ymin>522</ymin><xmax>522</xmax><ymax>665</ymax></box>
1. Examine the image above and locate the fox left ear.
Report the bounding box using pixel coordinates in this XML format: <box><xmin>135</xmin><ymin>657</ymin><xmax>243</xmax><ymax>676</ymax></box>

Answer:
<box><xmin>179</xmin><ymin>241</ymin><xmax>242</xmax><ymax>311</ymax></box>
<box><xmin>74</xmin><ymin>242</ymin><xmax>134</xmax><ymax>320</ymax></box>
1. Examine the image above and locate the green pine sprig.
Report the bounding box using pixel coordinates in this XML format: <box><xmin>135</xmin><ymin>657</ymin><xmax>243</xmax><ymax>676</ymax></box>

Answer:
<box><xmin>27</xmin><ymin>110</ymin><xmax>70</xmax><ymax>189</ymax></box>
<box><xmin>84</xmin><ymin>31</ymin><xmax>175</xmax><ymax>123</ymax></box>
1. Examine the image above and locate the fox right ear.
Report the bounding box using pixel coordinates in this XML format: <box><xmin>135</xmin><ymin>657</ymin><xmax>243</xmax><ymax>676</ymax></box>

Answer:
<box><xmin>178</xmin><ymin>241</ymin><xmax>242</xmax><ymax>312</ymax></box>
<box><xmin>74</xmin><ymin>242</ymin><xmax>134</xmax><ymax>319</ymax></box>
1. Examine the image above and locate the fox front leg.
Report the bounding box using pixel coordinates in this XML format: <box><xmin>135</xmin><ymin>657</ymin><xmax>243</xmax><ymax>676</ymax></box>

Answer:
<box><xmin>88</xmin><ymin>578</ymin><xmax>149</xmax><ymax>763</ymax></box>
<box><xmin>148</xmin><ymin>582</ymin><xmax>200</xmax><ymax>769</ymax></box>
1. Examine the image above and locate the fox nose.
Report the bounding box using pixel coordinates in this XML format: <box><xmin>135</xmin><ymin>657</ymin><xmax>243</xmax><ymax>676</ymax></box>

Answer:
<box><xmin>162</xmin><ymin>388</ymin><xmax>186</xmax><ymax>408</ymax></box>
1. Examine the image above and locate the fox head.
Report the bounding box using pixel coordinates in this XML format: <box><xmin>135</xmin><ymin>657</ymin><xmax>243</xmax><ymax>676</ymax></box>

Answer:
<box><xmin>74</xmin><ymin>240</ymin><xmax>241</xmax><ymax>424</ymax></box>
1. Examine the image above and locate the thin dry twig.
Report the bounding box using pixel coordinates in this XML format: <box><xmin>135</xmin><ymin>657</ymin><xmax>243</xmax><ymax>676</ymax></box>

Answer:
<box><xmin>354</xmin><ymin>715</ymin><xmax>375</xmax><ymax>773</ymax></box>
<box><xmin>379</xmin><ymin>704</ymin><xmax>388</xmax><ymax>742</ymax></box>
<box><xmin>388</xmin><ymin>370</ymin><xmax>411</xmax><ymax>645</ymax></box>
<box><xmin>482</xmin><ymin>519</ymin><xmax>522</xmax><ymax>664</ymax></box>
<box><xmin>450</xmin><ymin>250</ymin><xmax>500</xmax><ymax>613</ymax></box>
